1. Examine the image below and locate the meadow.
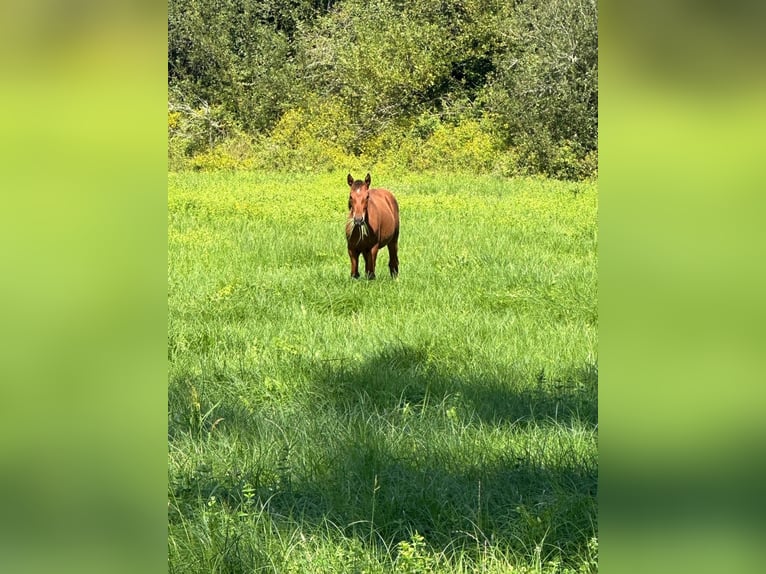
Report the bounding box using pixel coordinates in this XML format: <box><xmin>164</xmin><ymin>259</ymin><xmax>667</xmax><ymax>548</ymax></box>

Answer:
<box><xmin>168</xmin><ymin>171</ymin><xmax>598</xmax><ymax>573</ymax></box>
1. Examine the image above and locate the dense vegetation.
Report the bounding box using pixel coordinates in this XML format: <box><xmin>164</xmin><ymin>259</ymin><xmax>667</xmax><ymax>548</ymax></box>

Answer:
<box><xmin>168</xmin><ymin>0</ymin><xmax>597</xmax><ymax>179</ymax></box>
<box><xmin>168</xmin><ymin>171</ymin><xmax>598</xmax><ymax>572</ymax></box>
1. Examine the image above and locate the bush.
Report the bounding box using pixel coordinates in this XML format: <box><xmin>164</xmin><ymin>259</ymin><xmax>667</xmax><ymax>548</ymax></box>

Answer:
<box><xmin>417</xmin><ymin>119</ymin><xmax>497</xmax><ymax>172</ymax></box>
<box><xmin>250</xmin><ymin>100</ymin><xmax>357</xmax><ymax>172</ymax></box>
<box><xmin>359</xmin><ymin>115</ymin><xmax>499</xmax><ymax>174</ymax></box>
<box><xmin>505</xmin><ymin>130</ymin><xmax>596</xmax><ymax>181</ymax></box>
<box><xmin>186</xmin><ymin>134</ymin><xmax>256</xmax><ymax>171</ymax></box>
<box><xmin>168</xmin><ymin>99</ymin><xmax>240</xmax><ymax>170</ymax></box>
<box><xmin>491</xmin><ymin>148</ymin><xmax>522</xmax><ymax>177</ymax></box>
<box><xmin>486</xmin><ymin>0</ymin><xmax>597</xmax><ymax>177</ymax></box>
<box><xmin>549</xmin><ymin>140</ymin><xmax>595</xmax><ymax>181</ymax></box>
<box><xmin>168</xmin><ymin>0</ymin><xmax>597</xmax><ymax>180</ymax></box>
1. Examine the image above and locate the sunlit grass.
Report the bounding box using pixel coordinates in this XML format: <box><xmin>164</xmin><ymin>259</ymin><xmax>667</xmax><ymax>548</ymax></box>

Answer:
<box><xmin>168</xmin><ymin>170</ymin><xmax>598</xmax><ymax>573</ymax></box>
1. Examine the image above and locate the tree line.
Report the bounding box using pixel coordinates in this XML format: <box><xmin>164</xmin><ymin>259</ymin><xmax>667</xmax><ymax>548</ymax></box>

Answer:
<box><xmin>169</xmin><ymin>0</ymin><xmax>597</xmax><ymax>179</ymax></box>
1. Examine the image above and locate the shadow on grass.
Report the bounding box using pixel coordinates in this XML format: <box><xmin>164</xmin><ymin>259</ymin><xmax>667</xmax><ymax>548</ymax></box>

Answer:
<box><xmin>310</xmin><ymin>344</ymin><xmax>597</xmax><ymax>428</ymax></box>
<box><xmin>169</xmin><ymin>344</ymin><xmax>597</xmax><ymax>566</ymax></box>
<box><xmin>294</xmin><ymin>345</ymin><xmax>595</xmax><ymax>555</ymax></box>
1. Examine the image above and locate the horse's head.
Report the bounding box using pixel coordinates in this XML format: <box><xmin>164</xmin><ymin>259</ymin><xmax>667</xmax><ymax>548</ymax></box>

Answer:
<box><xmin>347</xmin><ymin>172</ymin><xmax>372</xmax><ymax>227</ymax></box>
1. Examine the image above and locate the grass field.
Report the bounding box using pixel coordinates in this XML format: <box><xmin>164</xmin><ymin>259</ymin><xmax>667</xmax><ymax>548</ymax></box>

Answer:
<box><xmin>168</xmin><ymin>171</ymin><xmax>598</xmax><ymax>573</ymax></box>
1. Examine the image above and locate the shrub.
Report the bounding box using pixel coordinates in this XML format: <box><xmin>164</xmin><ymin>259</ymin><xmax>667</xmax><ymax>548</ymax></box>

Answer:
<box><xmin>549</xmin><ymin>140</ymin><xmax>595</xmax><ymax>181</ymax></box>
<box><xmin>361</xmin><ymin>115</ymin><xmax>499</xmax><ymax>174</ymax></box>
<box><xmin>251</xmin><ymin>101</ymin><xmax>356</xmax><ymax>172</ymax></box>
<box><xmin>168</xmin><ymin>99</ymin><xmax>240</xmax><ymax>170</ymax></box>
<box><xmin>416</xmin><ymin>119</ymin><xmax>498</xmax><ymax>172</ymax></box>
<box><xmin>186</xmin><ymin>133</ymin><xmax>256</xmax><ymax>171</ymax></box>
<box><xmin>394</xmin><ymin>532</ymin><xmax>436</xmax><ymax>574</ymax></box>
<box><xmin>486</xmin><ymin>0</ymin><xmax>597</xmax><ymax>178</ymax></box>
<box><xmin>491</xmin><ymin>148</ymin><xmax>522</xmax><ymax>177</ymax></box>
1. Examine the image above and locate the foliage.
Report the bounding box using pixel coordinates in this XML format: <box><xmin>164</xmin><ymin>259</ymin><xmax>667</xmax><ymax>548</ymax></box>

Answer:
<box><xmin>249</xmin><ymin>98</ymin><xmax>356</xmax><ymax>172</ymax></box>
<box><xmin>416</xmin><ymin>118</ymin><xmax>498</xmax><ymax>172</ymax></box>
<box><xmin>168</xmin><ymin>0</ymin><xmax>312</xmax><ymax>132</ymax></box>
<box><xmin>168</xmin><ymin>97</ymin><xmax>241</xmax><ymax>170</ymax></box>
<box><xmin>186</xmin><ymin>136</ymin><xmax>257</xmax><ymax>171</ymax></box>
<box><xmin>168</xmin><ymin>0</ymin><xmax>598</xmax><ymax>179</ymax></box>
<box><xmin>302</xmin><ymin>0</ymin><xmax>483</xmax><ymax>143</ymax></box>
<box><xmin>363</xmin><ymin>115</ymin><xmax>500</xmax><ymax>174</ymax></box>
<box><xmin>395</xmin><ymin>533</ymin><xmax>436</xmax><ymax>574</ymax></box>
<box><xmin>485</xmin><ymin>0</ymin><xmax>598</xmax><ymax>175</ymax></box>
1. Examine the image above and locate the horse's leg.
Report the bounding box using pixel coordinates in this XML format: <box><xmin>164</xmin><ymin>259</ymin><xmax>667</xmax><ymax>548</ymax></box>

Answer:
<box><xmin>388</xmin><ymin>238</ymin><xmax>399</xmax><ymax>278</ymax></box>
<box><xmin>364</xmin><ymin>246</ymin><xmax>378</xmax><ymax>280</ymax></box>
<box><xmin>348</xmin><ymin>249</ymin><xmax>360</xmax><ymax>279</ymax></box>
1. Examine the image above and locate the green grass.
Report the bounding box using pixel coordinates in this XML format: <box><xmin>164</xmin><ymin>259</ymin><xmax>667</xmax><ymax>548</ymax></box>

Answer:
<box><xmin>168</xmin><ymin>170</ymin><xmax>598</xmax><ymax>573</ymax></box>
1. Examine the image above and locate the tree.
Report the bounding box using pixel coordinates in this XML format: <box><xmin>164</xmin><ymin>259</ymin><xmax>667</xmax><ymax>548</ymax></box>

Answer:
<box><xmin>487</xmin><ymin>0</ymin><xmax>598</xmax><ymax>173</ymax></box>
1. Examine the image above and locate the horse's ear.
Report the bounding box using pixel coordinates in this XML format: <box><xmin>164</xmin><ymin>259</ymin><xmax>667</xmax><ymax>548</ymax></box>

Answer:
<box><xmin>347</xmin><ymin>173</ymin><xmax>354</xmax><ymax>186</ymax></box>
<box><xmin>364</xmin><ymin>173</ymin><xmax>371</xmax><ymax>187</ymax></box>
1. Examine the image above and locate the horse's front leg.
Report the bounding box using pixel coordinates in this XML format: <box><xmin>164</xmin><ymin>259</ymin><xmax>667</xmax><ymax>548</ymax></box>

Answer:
<box><xmin>348</xmin><ymin>249</ymin><xmax>361</xmax><ymax>279</ymax></box>
<box><xmin>364</xmin><ymin>246</ymin><xmax>379</xmax><ymax>279</ymax></box>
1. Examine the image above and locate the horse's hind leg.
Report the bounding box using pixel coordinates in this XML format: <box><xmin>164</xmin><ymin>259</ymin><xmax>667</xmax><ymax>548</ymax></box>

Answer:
<box><xmin>388</xmin><ymin>239</ymin><xmax>399</xmax><ymax>278</ymax></box>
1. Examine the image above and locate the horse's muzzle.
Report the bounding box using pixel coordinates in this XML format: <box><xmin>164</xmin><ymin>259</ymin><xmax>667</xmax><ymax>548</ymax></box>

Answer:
<box><xmin>353</xmin><ymin>217</ymin><xmax>365</xmax><ymax>226</ymax></box>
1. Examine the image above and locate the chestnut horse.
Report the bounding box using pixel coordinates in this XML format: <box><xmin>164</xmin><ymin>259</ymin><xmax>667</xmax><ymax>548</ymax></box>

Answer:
<box><xmin>346</xmin><ymin>173</ymin><xmax>399</xmax><ymax>279</ymax></box>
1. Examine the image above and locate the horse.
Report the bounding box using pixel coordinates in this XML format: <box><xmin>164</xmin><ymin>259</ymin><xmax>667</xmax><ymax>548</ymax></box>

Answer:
<box><xmin>346</xmin><ymin>172</ymin><xmax>399</xmax><ymax>279</ymax></box>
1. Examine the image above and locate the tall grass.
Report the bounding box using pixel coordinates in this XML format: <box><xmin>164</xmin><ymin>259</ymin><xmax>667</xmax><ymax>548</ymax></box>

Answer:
<box><xmin>168</xmin><ymin>171</ymin><xmax>598</xmax><ymax>573</ymax></box>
